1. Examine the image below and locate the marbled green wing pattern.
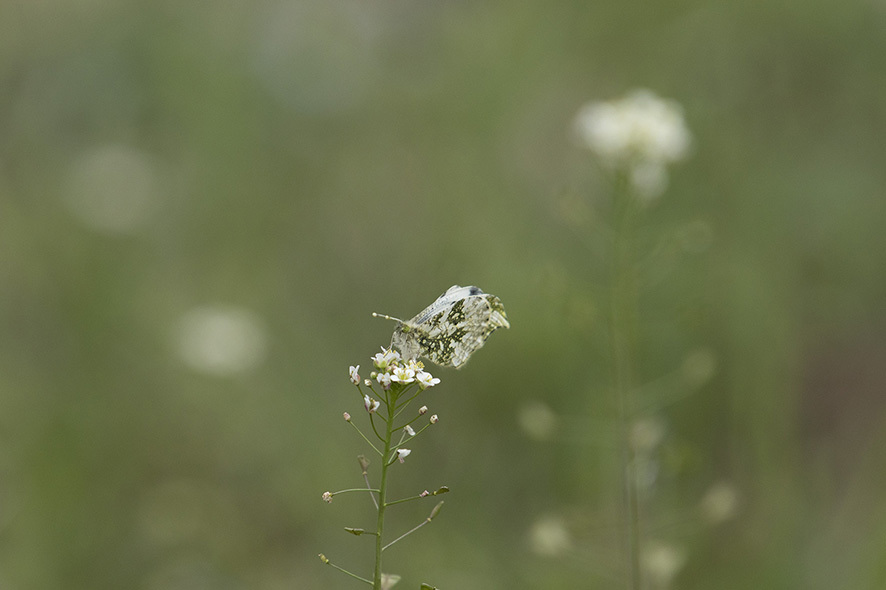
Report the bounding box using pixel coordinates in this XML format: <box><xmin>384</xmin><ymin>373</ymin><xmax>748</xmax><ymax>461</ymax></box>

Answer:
<box><xmin>390</xmin><ymin>285</ymin><xmax>509</xmax><ymax>369</ymax></box>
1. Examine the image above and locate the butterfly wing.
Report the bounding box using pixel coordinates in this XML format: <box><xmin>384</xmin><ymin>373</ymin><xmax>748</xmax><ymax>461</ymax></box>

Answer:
<box><xmin>391</xmin><ymin>286</ymin><xmax>509</xmax><ymax>368</ymax></box>
<box><xmin>410</xmin><ymin>285</ymin><xmax>480</xmax><ymax>324</ymax></box>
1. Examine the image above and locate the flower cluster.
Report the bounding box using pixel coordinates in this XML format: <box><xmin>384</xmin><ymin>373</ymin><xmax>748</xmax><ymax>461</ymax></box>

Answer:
<box><xmin>367</xmin><ymin>347</ymin><xmax>440</xmax><ymax>391</ymax></box>
<box><xmin>574</xmin><ymin>89</ymin><xmax>691</xmax><ymax>199</ymax></box>
<box><xmin>344</xmin><ymin>348</ymin><xmax>443</xmax><ymax>465</ymax></box>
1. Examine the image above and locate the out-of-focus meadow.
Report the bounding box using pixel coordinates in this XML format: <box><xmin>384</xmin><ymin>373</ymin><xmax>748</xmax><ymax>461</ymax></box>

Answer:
<box><xmin>2</xmin><ymin>1</ymin><xmax>886</xmax><ymax>588</ymax></box>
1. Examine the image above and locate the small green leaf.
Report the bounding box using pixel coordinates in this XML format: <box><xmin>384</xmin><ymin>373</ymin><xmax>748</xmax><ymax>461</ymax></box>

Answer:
<box><xmin>344</xmin><ymin>527</ymin><xmax>365</xmax><ymax>535</ymax></box>
<box><xmin>434</xmin><ymin>486</ymin><xmax>450</xmax><ymax>495</ymax></box>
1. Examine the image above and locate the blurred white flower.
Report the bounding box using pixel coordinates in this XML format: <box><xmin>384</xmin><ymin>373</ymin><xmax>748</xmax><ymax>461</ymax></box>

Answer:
<box><xmin>574</xmin><ymin>89</ymin><xmax>691</xmax><ymax>198</ymax></box>
<box><xmin>517</xmin><ymin>400</ymin><xmax>558</xmax><ymax>441</ymax></box>
<box><xmin>63</xmin><ymin>144</ymin><xmax>160</xmax><ymax>234</ymax></box>
<box><xmin>630</xmin><ymin>417</ymin><xmax>667</xmax><ymax>453</ymax></box>
<box><xmin>642</xmin><ymin>540</ymin><xmax>686</xmax><ymax>589</ymax></box>
<box><xmin>528</xmin><ymin>515</ymin><xmax>572</xmax><ymax>556</ymax></box>
<box><xmin>700</xmin><ymin>481</ymin><xmax>739</xmax><ymax>524</ymax></box>
<box><xmin>349</xmin><ymin>365</ymin><xmax>361</xmax><ymax>385</ymax></box>
<box><xmin>175</xmin><ymin>306</ymin><xmax>267</xmax><ymax>377</ymax></box>
<box><xmin>396</xmin><ymin>449</ymin><xmax>411</xmax><ymax>463</ymax></box>
<box><xmin>575</xmin><ymin>89</ymin><xmax>690</xmax><ymax>164</ymax></box>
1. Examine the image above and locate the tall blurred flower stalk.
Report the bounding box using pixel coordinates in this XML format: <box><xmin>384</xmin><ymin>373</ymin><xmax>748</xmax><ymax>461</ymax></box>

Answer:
<box><xmin>319</xmin><ymin>348</ymin><xmax>446</xmax><ymax>590</ymax></box>
<box><xmin>574</xmin><ymin>89</ymin><xmax>691</xmax><ymax>590</ymax></box>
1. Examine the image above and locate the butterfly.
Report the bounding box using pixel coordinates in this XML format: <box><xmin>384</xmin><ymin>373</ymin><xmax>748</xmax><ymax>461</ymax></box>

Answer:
<box><xmin>373</xmin><ymin>285</ymin><xmax>509</xmax><ymax>369</ymax></box>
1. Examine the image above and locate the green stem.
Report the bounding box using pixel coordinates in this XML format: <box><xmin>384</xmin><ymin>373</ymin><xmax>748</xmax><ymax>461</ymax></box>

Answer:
<box><xmin>373</xmin><ymin>392</ymin><xmax>397</xmax><ymax>589</ymax></box>
<box><xmin>610</xmin><ymin>171</ymin><xmax>642</xmax><ymax>590</ymax></box>
<box><xmin>318</xmin><ymin>554</ymin><xmax>373</xmax><ymax>585</ymax></box>
<box><xmin>348</xmin><ymin>420</ymin><xmax>382</xmax><ymax>457</ymax></box>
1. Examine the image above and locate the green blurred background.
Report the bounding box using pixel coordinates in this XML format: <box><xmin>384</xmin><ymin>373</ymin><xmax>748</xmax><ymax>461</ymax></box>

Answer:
<box><xmin>2</xmin><ymin>1</ymin><xmax>886</xmax><ymax>588</ymax></box>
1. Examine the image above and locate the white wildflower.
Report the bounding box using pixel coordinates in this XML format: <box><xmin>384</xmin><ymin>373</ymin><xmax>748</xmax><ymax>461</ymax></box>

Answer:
<box><xmin>416</xmin><ymin>370</ymin><xmax>440</xmax><ymax>390</ymax></box>
<box><xmin>372</xmin><ymin>347</ymin><xmax>400</xmax><ymax>371</ymax></box>
<box><xmin>390</xmin><ymin>366</ymin><xmax>415</xmax><ymax>384</ymax></box>
<box><xmin>376</xmin><ymin>372</ymin><xmax>392</xmax><ymax>390</ymax></box>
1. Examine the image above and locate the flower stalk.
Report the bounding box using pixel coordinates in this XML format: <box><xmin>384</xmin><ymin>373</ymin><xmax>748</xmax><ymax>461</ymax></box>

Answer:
<box><xmin>321</xmin><ymin>349</ymin><xmax>445</xmax><ymax>589</ymax></box>
<box><xmin>575</xmin><ymin>88</ymin><xmax>692</xmax><ymax>590</ymax></box>
<box><xmin>373</xmin><ymin>387</ymin><xmax>397</xmax><ymax>588</ymax></box>
<box><xmin>611</xmin><ymin>171</ymin><xmax>643</xmax><ymax>590</ymax></box>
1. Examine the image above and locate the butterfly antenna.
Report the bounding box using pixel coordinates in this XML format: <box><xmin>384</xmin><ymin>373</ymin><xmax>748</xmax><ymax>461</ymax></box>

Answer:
<box><xmin>372</xmin><ymin>312</ymin><xmax>403</xmax><ymax>323</ymax></box>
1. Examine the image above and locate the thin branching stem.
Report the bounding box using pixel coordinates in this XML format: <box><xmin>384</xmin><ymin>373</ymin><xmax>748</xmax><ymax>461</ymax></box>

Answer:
<box><xmin>348</xmin><ymin>421</ymin><xmax>382</xmax><ymax>457</ymax></box>
<box><xmin>393</xmin><ymin>387</ymin><xmax>422</xmax><ymax>419</ymax></box>
<box><xmin>398</xmin><ymin>413</ymin><xmax>428</xmax><ymax>430</ymax></box>
<box><xmin>386</xmin><ymin>487</ymin><xmax>448</xmax><ymax>507</ymax></box>
<box><xmin>382</xmin><ymin>502</ymin><xmax>443</xmax><ymax>551</ymax></box>
<box><xmin>610</xmin><ymin>171</ymin><xmax>643</xmax><ymax>590</ymax></box>
<box><xmin>331</xmin><ymin>487</ymin><xmax>381</xmax><ymax>496</ymax></box>
<box><xmin>358</xmin><ymin>456</ymin><xmax>379</xmax><ymax>510</ymax></box>
<box><xmin>368</xmin><ymin>412</ymin><xmax>384</xmax><ymax>442</ymax></box>
<box><xmin>318</xmin><ymin>554</ymin><xmax>373</xmax><ymax>585</ymax></box>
